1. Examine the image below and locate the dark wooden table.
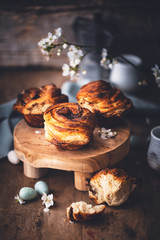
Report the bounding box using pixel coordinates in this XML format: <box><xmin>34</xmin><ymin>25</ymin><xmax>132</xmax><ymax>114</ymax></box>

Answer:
<box><xmin>0</xmin><ymin>69</ymin><xmax>160</xmax><ymax>240</ymax></box>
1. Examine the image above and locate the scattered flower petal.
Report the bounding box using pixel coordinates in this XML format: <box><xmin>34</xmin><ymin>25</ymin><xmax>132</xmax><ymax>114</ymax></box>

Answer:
<box><xmin>14</xmin><ymin>194</ymin><xmax>26</xmax><ymax>205</ymax></box>
<box><xmin>41</xmin><ymin>193</ymin><xmax>54</xmax><ymax>211</ymax></box>
<box><xmin>44</xmin><ymin>208</ymin><xmax>50</xmax><ymax>213</ymax></box>
<box><xmin>98</xmin><ymin>128</ymin><xmax>117</xmax><ymax>139</ymax></box>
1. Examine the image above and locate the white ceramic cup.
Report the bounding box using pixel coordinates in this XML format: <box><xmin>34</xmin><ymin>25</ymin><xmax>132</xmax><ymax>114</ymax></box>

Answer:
<box><xmin>147</xmin><ymin>126</ymin><xmax>160</xmax><ymax>171</ymax></box>
<box><xmin>109</xmin><ymin>54</ymin><xmax>142</xmax><ymax>93</ymax></box>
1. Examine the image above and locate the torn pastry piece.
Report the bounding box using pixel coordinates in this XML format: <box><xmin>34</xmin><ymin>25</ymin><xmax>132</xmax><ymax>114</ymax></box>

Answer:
<box><xmin>76</xmin><ymin>80</ymin><xmax>133</xmax><ymax>126</ymax></box>
<box><xmin>13</xmin><ymin>84</ymin><xmax>68</xmax><ymax>127</ymax></box>
<box><xmin>44</xmin><ymin>102</ymin><xmax>96</xmax><ymax>150</ymax></box>
<box><xmin>88</xmin><ymin>168</ymin><xmax>136</xmax><ymax>206</ymax></box>
<box><xmin>66</xmin><ymin>201</ymin><xmax>105</xmax><ymax>222</ymax></box>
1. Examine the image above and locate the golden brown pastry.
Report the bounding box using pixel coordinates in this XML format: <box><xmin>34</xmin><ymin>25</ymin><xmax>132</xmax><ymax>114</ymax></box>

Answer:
<box><xmin>88</xmin><ymin>168</ymin><xmax>136</xmax><ymax>206</ymax></box>
<box><xmin>66</xmin><ymin>201</ymin><xmax>105</xmax><ymax>222</ymax></box>
<box><xmin>76</xmin><ymin>80</ymin><xmax>133</xmax><ymax>126</ymax></box>
<box><xmin>13</xmin><ymin>84</ymin><xmax>68</xmax><ymax>127</ymax></box>
<box><xmin>44</xmin><ymin>102</ymin><xmax>96</xmax><ymax>150</ymax></box>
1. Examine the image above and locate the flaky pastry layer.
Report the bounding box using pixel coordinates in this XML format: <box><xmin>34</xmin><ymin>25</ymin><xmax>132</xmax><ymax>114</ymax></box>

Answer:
<box><xmin>13</xmin><ymin>84</ymin><xmax>68</xmax><ymax>127</ymax></box>
<box><xmin>44</xmin><ymin>102</ymin><xmax>96</xmax><ymax>150</ymax></box>
<box><xmin>77</xmin><ymin>80</ymin><xmax>133</xmax><ymax>126</ymax></box>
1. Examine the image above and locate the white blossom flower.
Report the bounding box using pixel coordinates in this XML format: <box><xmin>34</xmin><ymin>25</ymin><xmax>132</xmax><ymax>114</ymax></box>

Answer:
<box><xmin>47</xmin><ymin>32</ymin><xmax>57</xmax><ymax>44</ymax></box>
<box><xmin>152</xmin><ymin>64</ymin><xmax>160</xmax><ymax>77</ymax></box>
<box><xmin>38</xmin><ymin>28</ymin><xmax>84</xmax><ymax>81</ymax></box>
<box><xmin>55</xmin><ymin>27</ymin><xmax>62</xmax><ymax>38</ymax></box>
<box><xmin>63</xmin><ymin>43</ymin><xmax>68</xmax><ymax>49</ymax></box>
<box><xmin>70</xmin><ymin>70</ymin><xmax>81</xmax><ymax>81</ymax></box>
<box><xmin>70</xmin><ymin>58</ymin><xmax>81</xmax><ymax>68</ymax></box>
<box><xmin>98</xmin><ymin>128</ymin><xmax>117</xmax><ymax>139</ymax></box>
<box><xmin>39</xmin><ymin>48</ymin><xmax>50</xmax><ymax>56</ymax></box>
<box><xmin>57</xmin><ymin>48</ymin><xmax>62</xmax><ymax>56</ymax></box>
<box><xmin>14</xmin><ymin>194</ymin><xmax>26</xmax><ymax>205</ymax></box>
<box><xmin>38</xmin><ymin>33</ymin><xmax>55</xmax><ymax>49</ymax></box>
<box><xmin>82</xmin><ymin>70</ymin><xmax>87</xmax><ymax>75</ymax></box>
<box><xmin>62</xmin><ymin>64</ymin><xmax>80</xmax><ymax>81</ymax></box>
<box><xmin>41</xmin><ymin>192</ymin><xmax>48</xmax><ymax>203</ymax></box>
<box><xmin>62</xmin><ymin>63</ymin><xmax>70</xmax><ymax>76</ymax></box>
<box><xmin>41</xmin><ymin>193</ymin><xmax>54</xmax><ymax>212</ymax></box>
<box><xmin>101</xmin><ymin>48</ymin><xmax>108</xmax><ymax>58</ymax></box>
<box><xmin>100</xmin><ymin>58</ymin><xmax>113</xmax><ymax>70</ymax></box>
<box><xmin>67</xmin><ymin>45</ymin><xmax>84</xmax><ymax>68</ymax></box>
<box><xmin>69</xmin><ymin>70</ymin><xmax>76</xmax><ymax>79</ymax></box>
<box><xmin>152</xmin><ymin>64</ymin><xmax>160</xmax><ymax>87</ymax></box>
<box><xmin>73</xmin><ymin>73</ymin><xmax>81</xmax><ymax>81</ymax></box>
<box><xmin>38</xmin><ymin>28</ymin><xmax>62</xmax><ymax>57</ymax></box>
<box><xmin>68</xmin><ymin>45</ymin><xmax>79</xmax><ymax>53</ymax></box>
<box><xmin>100</xmin><ymin>48</ymin><xmax>114</xmax><ymax>70</ymax></box>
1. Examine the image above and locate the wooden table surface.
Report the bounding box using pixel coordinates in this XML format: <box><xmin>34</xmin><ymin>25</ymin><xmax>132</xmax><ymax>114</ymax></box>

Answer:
<box><xmin>0</xmin><ymin>69</ymin><xmax>160</xmax><ymax>240</ymax></box>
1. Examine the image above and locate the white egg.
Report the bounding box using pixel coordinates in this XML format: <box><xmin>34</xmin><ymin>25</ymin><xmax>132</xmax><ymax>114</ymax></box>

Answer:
<box><xmin>7</xmin><ymin>150</ymin><xmax>20</xmax><ymax>165</ymax></box>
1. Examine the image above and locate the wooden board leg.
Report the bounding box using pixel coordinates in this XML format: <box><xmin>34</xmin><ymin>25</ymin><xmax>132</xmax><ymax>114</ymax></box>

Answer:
<box><xmin>74</xmin><ymin>171</ymin><xmax>93</xmax><ymax>191</ymax></box>
<box><xmin>23</xmin><ymin>163</ymin><xmax>48</xmax><ymax>179</ymax></box>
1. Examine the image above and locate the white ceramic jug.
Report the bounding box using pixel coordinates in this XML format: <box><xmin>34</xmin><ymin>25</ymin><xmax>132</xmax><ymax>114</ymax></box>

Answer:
<box><xmin>147</xmin><ymin>126</ymin><xmax>160</xmax><ymax>171</ymax></box>
<box><xmin>109</xmin><ymin>54</ymin><xmax>142</xmax><ymax>92</ymax></box>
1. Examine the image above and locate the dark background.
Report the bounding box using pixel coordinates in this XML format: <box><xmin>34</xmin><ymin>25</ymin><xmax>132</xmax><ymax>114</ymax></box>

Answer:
<box><xmin>0</xmin><ymin>0</ymin><xmax>160</xmax><ymax>103</ymax></box>
<box><xmin>1</xmin><ymin>1</ymin><xmax>160</xmax><ymax>68</ymax></box>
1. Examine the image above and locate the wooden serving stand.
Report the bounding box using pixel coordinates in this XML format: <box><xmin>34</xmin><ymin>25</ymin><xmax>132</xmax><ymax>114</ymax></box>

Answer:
<box><xmin>14</xmin><ymin>120</ymin><xmax>130</xmax><ymax>191</ymax></box>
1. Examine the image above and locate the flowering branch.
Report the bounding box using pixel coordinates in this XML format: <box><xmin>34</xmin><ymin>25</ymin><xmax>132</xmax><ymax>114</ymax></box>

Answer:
<box><xmin>37</xmin><ymin>27</ymin><xmax>150</xmax><ymax>87</ymax></box>
<box><xmin>37</xmin><ymin>28</ymin><xmax>135</xmax><ymax>82</ymax></box>
<box><xmin>38</xmin><ymin>28</ymin><xmax>94</xmax><ymax>81</ymax></box>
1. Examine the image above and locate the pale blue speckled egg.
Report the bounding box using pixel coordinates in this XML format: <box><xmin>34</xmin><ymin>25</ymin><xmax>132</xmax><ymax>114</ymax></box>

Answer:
<box><xmin>34</xmin><ymin>181</ymin><xmax>49</xmax><ymax>195</ymax></box>
<box><xmin>19</xmin><ymin>187</ymin><xmax>37</xmax><ymax>201</ymax></box>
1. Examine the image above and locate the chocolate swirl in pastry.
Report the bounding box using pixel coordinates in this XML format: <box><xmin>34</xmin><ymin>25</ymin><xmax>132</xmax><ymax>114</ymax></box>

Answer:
<box><xmin>76</xmin><ymin>80</ymin><xmax>133</xmax><ymax>126</ymax></box>
<box><xmin>13</xmin><ymin>84</ymin><xmax>68</xmax><ymax>127</ymax></box>
<box><xmin>44</xmin><ymin>102</ymin><xmax>96</xmax><ymax>150</ymax></box>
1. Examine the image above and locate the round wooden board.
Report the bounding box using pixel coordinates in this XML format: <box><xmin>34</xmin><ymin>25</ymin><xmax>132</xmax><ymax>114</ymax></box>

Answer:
<box><xmin>14</xmin><ymin>119</ymin><xmax>130</xmax><ymax>173</ymax></box>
